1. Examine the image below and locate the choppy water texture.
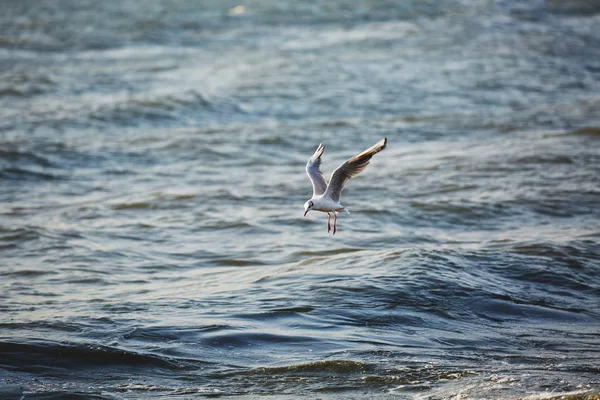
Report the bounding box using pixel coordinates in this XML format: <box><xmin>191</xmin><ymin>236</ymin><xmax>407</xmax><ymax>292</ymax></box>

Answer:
<box><xmin>1</xmin><ymin>0</ymin><xmax>600</xmax><ymax>399</ymax></box>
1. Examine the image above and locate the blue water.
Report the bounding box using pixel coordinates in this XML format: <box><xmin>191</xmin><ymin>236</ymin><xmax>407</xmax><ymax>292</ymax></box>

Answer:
<box><xmin>1</xmin><ymin>1</ymin><xmax>600</xmax><ymax>398</ymax></box>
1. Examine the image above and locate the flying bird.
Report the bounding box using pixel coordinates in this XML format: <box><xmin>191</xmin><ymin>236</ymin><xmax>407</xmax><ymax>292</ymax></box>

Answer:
<box><xmin>304</xmin><ymin>138</ymin><xmax>387</xmax><ymax>234</ymax></box>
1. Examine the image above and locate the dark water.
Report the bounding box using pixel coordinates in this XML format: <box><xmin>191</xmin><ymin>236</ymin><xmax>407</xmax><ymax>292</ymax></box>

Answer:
<box><xmin>2</xmin><ymin>0</ymin><xmax>600</xmax><ymax>398</ymax></box>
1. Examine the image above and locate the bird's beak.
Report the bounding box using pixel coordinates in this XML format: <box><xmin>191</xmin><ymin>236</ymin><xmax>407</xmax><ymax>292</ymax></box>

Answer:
<box><xmin>304</xmin><ymin>210</ymin><xmax>308</xmax><ymax>217</ymax></box>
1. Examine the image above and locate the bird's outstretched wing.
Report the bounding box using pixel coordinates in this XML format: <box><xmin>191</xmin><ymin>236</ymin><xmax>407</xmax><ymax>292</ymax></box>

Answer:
<box><xmin>306</xmin><ymin>143</ymin><xmax>327</xmax><ymax>196</ymax></box>
<box><xmin>324</xmin><ymin>138</ymin><xmax>387</xmax><ymax>202</ymax></box>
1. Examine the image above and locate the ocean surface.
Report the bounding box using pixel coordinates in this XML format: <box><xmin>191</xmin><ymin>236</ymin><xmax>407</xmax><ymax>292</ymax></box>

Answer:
<box><xmin>1</xmin><ymin>0</ymin><xmax>600</xmax><ymax>398</ymax></box>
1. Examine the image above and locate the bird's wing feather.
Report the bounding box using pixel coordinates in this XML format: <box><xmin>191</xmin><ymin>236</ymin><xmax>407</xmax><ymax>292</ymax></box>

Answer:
<box><xmin>306</xmin><ymin>143</ymin><xmax>327</xmax><ymax>196</ymax></box>
<box><xmin>324</xmin><ymin>138</ymin><xmax>387</xmax><ymax>202</ymax></box>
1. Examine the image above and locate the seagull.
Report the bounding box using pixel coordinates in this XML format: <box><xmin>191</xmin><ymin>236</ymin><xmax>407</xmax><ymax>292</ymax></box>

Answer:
<box><xmin>304</xmin><ymin>138</ymin><xmax>387</xmax><ymax>234</ymax></box>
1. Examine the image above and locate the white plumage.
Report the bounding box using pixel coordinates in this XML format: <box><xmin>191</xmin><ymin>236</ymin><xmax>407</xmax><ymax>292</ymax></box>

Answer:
<box><xmin>304</xmin><ymin>138</ymin><xmax>387</xmax><ymax>234</ymax></box>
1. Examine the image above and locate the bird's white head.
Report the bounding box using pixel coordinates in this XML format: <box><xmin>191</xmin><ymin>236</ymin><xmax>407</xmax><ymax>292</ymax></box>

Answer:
<box><xmin>303</xmin><ymin>200</ymin><xmax>314</xmax><ymax>216</ymax></box>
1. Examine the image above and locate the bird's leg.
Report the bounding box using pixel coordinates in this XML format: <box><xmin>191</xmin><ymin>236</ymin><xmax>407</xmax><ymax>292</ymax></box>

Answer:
<box><xmin>327</xmin><ymin>212</ymin><xmax>331</xmax><ymax>233</ymax></box>
<box><xmin>333</xmin><ymin>212</ymin><xmax>337</xmax><ymax>235</ymax></box>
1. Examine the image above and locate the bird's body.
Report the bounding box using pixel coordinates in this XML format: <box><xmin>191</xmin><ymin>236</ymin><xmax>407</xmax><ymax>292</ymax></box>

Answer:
<box><xmin>303</xmin><ymin>138</ymin><xmax>387</xmax><ymax>234</ymax></box>
<box><xmin>307</xmin><ymin>196</ymin><xmax>344</xmax><ymax>213</ymax></box>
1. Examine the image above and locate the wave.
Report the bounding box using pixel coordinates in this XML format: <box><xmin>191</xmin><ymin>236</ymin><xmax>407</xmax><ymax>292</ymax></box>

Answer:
<box><xmin>199</xmin><ymin>332</ymin><xmax>320</xmax><ymax>349</ymax></box>
<box><xmin>244</xmin><ymin>360</ymin><xmax>369</xmax><ymax>375</ymax></box>
<box><xmin>123</xmin><ymin>324</ymin><xmax>231</xmax><ymax>342</ymax></box>
<box><xmin>0</xmin><ymin>269</ymin><xmax>54</xmax><ymax>277</ymax></box>
<box><xmin>110</xmin><ymin>192</ymin><xmax>200</xmax><ymax>211</ymax></box>
<box><xmin>0</xmin><ymin>145</ymin><xmax>103</xmax><ymax>182</ymax></box>
<box><xmin>225</xmin><ymin>359</ymin><xmax>479</xmax><ymax>395</ymax></box>
<box><xmin>0</xmin><ymin>166</ymin><xmax>60</xmax><ymax>181</ymax></box>
<box><xmin>0</xmin><ymin>71</ymin><xmax>55</xmax><ymax>98</ymax></box>
<box><xmin>0</xmin><ymin>149</ymin><xmax>53</xmax><ymax>167</ymax></box>
<box><xmin>88</xmin><ymin>90</ymin><xmax>215</xmax><ymax>125</ymax></box>
<box><xmin>0</xmin><ymin>227</ymin><xmax>41</xmax><ymax>243</ymax></box>
<box><xmin>566</xmin><ymin>127</ymin><xmax>600</xmax><ymax>136</ymax></box>
<box><xmin>0</xmin><ymin>339</ymin><xmax>185</xmax><ymax>372</ymax></box>
<box><xmin>292</xmin><ymin>247</ymin><xmax>364</xmax><ymax>257</ymax></box>
<box><xmin>543</xmin><ymin>0</ymin><xmax>600</xmax><ymax>15</ymax></box>
<box><xmin>0</xmin><ymin>390</ymin><xmax>119</xmax><ymax>400</ymax></box>
<box><xmin>469</xmin><ymin>297</ymin><xmax>593</xmax><ymax>323</ymax></box>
